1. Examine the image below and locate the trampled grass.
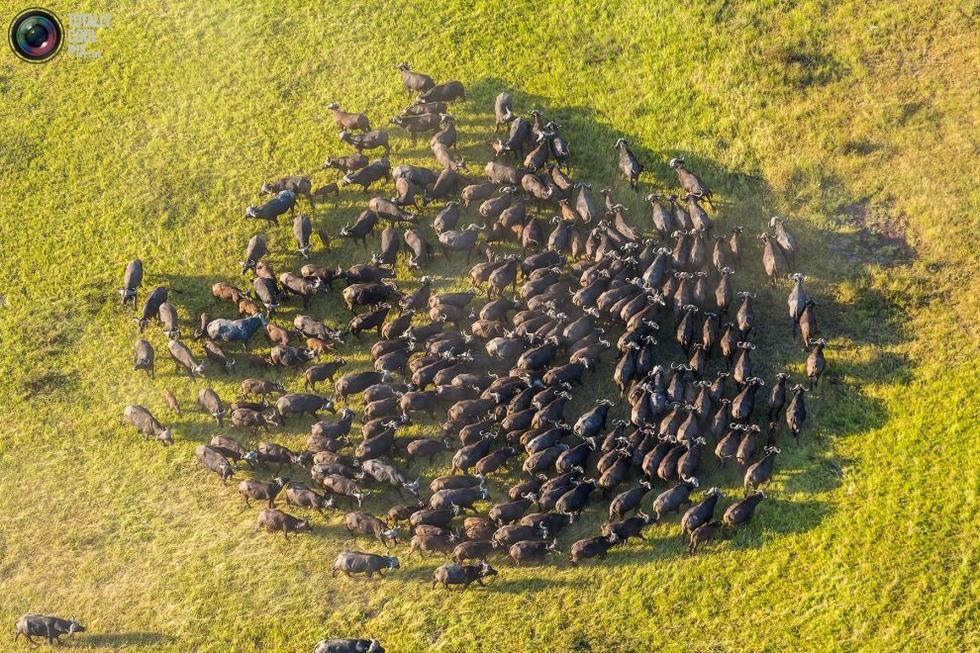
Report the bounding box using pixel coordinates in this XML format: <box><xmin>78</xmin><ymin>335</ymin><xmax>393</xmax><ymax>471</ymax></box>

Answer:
<box><xmin>0</xmin><ymin>1</ymin><xmax>977</xmax><ymax>651</ymax></box>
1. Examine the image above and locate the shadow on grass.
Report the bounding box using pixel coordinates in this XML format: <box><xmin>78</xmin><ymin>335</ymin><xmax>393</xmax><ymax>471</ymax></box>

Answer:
<box><xmin>78</xmin><ymin>632</ymin><xmax>175</xmax><ymax>648</ymax></box>
<box><xmin>472</xmin><ymin>576</ymin><xmax>583</xmax><ymax>592</ymax></box>
<box><xmin>447</xmin><ymin>77</ymin><xmax>912</xmax><ymax>546</ymax></box>
<box><xmin>78</xmin><ymin>77</ymin><xmax>915</xmax><ymax>580</ymax></box>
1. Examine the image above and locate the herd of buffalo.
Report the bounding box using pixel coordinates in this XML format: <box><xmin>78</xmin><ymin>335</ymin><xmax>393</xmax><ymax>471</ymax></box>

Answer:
<box><xmin>22</xmin><ymin>63</ymin><xmax>830</xmax><ymax>650</ymax></box>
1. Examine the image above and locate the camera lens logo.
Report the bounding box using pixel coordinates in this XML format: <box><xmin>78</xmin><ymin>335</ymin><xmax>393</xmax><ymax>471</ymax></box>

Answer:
<box><xmin>9</xmin><ymin>8</ymin><xmax>63</xmax><ymax>62</ymax></box>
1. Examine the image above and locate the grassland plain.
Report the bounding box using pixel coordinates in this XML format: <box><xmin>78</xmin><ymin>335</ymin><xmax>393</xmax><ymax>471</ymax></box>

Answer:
<box><xmin>0</xmin><ymin>0</ymin><xmax>977</xmax><ymax>651</ymax></box>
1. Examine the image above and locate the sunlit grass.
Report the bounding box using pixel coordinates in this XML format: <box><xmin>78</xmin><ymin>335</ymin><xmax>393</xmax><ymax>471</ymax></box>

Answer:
<box><xmin>0</xmin><ymin>1</ymin><xmax>976</xmax><ymax>651</ymax></box>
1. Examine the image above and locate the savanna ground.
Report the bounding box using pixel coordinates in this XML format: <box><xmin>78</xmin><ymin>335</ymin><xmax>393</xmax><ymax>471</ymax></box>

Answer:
<box><xmin>0</xmin><ymin>1</ymin><xmax>978</xmax><ymax>651</ymax></box>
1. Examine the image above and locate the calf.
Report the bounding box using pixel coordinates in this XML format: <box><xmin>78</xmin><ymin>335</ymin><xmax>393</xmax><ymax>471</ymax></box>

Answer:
<box><xmin>332</xmin><ymin>551</ymin><xmax>399</xmax><ymax>578</ymax></box>
<box><xmin>14</xmin><ymin>614</ymin><xmax>85</xmax><ymax>646</ymax></box>
<box><xmin>345</xmin><ymin>511</ymin><xmax>399</xmax><ymax>546</ymax></box>
<box><xmin>213</xmin><ymin>282</ymin><xmax>247</xmax><ymax>305</ymax></box>
<box><xmin>256</xmin><ymin>508</ymin><xmax>310</xmax><ymax>538</ymax></box>
<box><xmin>799</xmin><ymin>299</ymin><xmax>818</xmax><ymax>347</ymax></box>
<box><xmin>122</xmin><ymin>405</ymin><xmax>173</xmax><ymax>445</ymax></box>
<box><xmin>161</xmin><ymin>389</ymin><xmax>180</xmax><ymax>417</ymax></box>
<box><xmin>264</xmin><ymin>321</ymin><xmax>291</xmax><ymax>348</ymax></box>
<box><xmin>431</xmin><ymin>562</ymin><xmax>497</xmax><ymax>590</ymax></box>
<box><xmin>238</xmin><ymin>297</ymin><xmax>261</xmax><ymax>316</ymax></box>
<box><xmin>307</xmin><ymin>337</ymin><xmax>337</xmax><ymax>358</ymax></box>
<box><xmin>688</xmin><ymin>521</ymin><xmax>721</xmax><ymax>555</ymax></box>
<box><xmin>313</xmin><ymin>183</ymin><xmax>340</xmax><ymax>203</ymax></box>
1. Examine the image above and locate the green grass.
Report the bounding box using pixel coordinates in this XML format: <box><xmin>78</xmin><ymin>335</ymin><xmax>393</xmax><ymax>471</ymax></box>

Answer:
<box><xmin>1</xmin><ymin>1</ymin><xmax>977</xmax><ymax>651</ymax></box>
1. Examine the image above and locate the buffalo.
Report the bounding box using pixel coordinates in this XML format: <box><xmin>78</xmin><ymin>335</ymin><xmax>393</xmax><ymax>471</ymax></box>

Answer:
<box><xmin>332</xmin><ymin>551</ymin><xmax>399</xmax><ymax>578</ymax></box>
<box><xmin>15</xmin><ymin>614</ymin><xmax>85</xmax><ymax>646</ymax></box>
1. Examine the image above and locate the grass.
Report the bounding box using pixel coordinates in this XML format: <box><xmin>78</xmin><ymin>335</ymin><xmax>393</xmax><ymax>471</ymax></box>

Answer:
<box><xmin>0</xmin><ymin>0</ymin><xmax>977</xmax><ymax>651</ymax></box>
